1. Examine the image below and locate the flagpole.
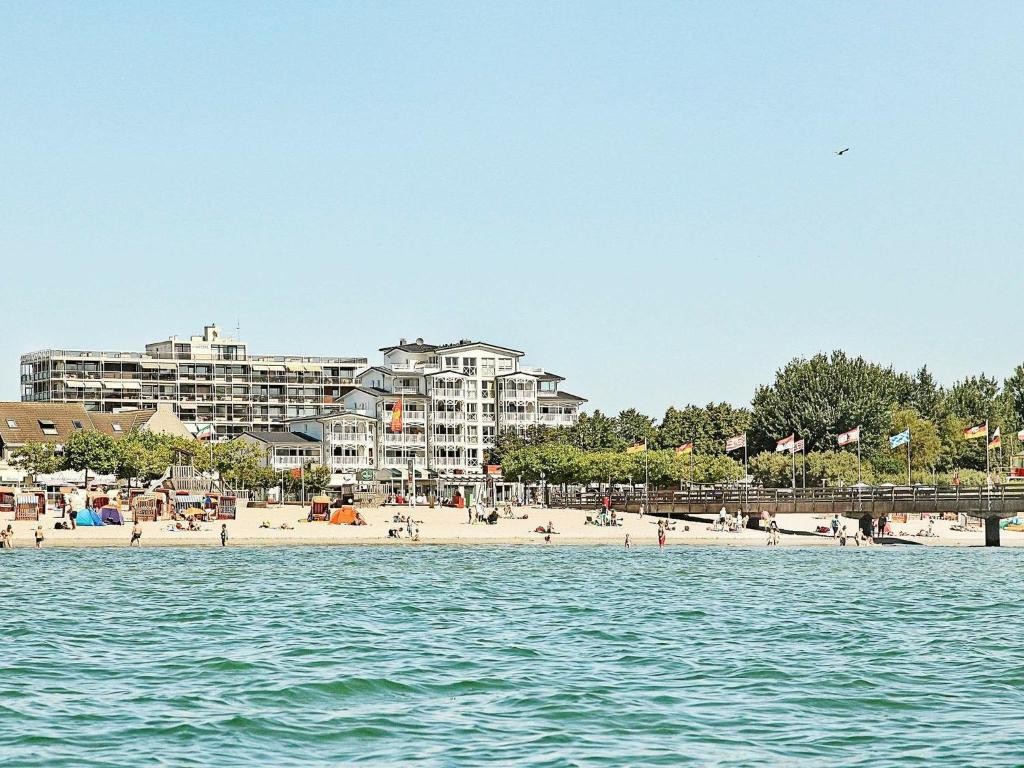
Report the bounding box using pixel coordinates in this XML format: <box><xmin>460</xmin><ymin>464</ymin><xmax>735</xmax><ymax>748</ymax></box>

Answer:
<box><xmin>791</xmin><ymin>437</ymin><xmax>796</xmax><ymax>489</ymax></box>
<box><xmin>907</xmin><ymin>429</ymin><xmax>912</xmax><ymax>486</ymax></box>
<box><xmin>857</xmin><ymin>425</ymin><xmax>862</xmax><ymax>485</ymax></box>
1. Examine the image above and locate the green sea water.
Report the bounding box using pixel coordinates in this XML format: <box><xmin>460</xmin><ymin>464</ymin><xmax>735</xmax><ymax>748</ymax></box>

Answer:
<box><xmin>1</xmin><ymin>544</ymin><xmax>1023</xmax><ymax>766</ymax></box>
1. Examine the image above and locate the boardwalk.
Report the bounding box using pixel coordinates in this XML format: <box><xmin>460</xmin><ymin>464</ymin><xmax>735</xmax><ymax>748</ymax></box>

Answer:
<box><xmin>551</xmin><ymin>485</ymin><xmax>1024</xmax><ymax>546</ymax></box>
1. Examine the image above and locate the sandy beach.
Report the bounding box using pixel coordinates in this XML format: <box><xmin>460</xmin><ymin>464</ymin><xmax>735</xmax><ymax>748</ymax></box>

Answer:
<box><xmin>1</xmin><ymin>502</ymin><xmax>1018</xmax><ymax>549</ymax></box>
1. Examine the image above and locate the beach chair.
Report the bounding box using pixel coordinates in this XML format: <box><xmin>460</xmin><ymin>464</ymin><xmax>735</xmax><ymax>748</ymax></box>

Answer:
<box><xmin>15</xmin><ymin>495</ymin><xmax>41</xmax><ymax>521</ymax></box>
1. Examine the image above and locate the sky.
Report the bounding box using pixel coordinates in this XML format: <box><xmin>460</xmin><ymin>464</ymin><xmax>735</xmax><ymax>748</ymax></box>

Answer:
<box><xmin>2</xmin><ymin>2</ymin><xmax>1022</xmax><ymax>417</ymax></box>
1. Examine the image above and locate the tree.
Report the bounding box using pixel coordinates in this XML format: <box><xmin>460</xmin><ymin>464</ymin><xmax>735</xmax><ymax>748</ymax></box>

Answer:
<box><xmin>215</xmin><ymin>441</ymin><xmax>265</xmax><ymax>489</ymax></box>
<box><xmin>10</xmin><ymin>442</ymin><xmax>61</xmax><ymax>480</ymax></box>
<box><xmin>113</xmin><ymin>430</ymin><xmax>179</xmax><ymax>484</ymax></box>
<box><xmin>751</xmin><ymin>351</ymin><xmax>909</xmax><ymax>456</ymax></box>
<box><xmin>302</xmin><ymin>463</ymin><xmax>332</xmax><ymax>494</ymax></box>
<box><xmin>748</xmin><ymin>451</ymin><xmax>794</xmax><ymax>488</ymax></box>
<box><xmin>946</xmin><ymin>375</ymin><xmax>1007</xmax><ymax>470</ymax></box>
<box><xmin>805</xmin><ymin>451</ymin><xmax>872</xmax><ymax>487</ymax></box>
<box><xmin>612</xmin><ymin>409</ymin><xmax>657</xmax><ymax>447</ymax></box>
<box><xmin>62</xmin><ymin>431</ymin><xmax>117</xmax><ymax>487</ymax></box>
<box><xmin>566</xmin><ymin>410</ymin><xmax>625</xmax><ymax>452</ymax></box>
<box><xmin>872</xmin><ymin>408</ymin><xmax>941</xmax><ymax>477</ymax></box>
<box><xmin>656</xmin><ymin>403</ymin><xmax>751</xmax><ymax>455</ymax></box>
<box><xmin>487</xmin><ymin>425</ymin><xmax>567</xmax><ymax>464</ymax></box>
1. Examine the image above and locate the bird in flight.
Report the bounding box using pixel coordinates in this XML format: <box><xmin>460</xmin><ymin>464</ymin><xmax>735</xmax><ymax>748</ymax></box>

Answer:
<box><xmin>835</xmin><ymin>147</ymin><xmax>850</xmax><ymax>156</ymax></box>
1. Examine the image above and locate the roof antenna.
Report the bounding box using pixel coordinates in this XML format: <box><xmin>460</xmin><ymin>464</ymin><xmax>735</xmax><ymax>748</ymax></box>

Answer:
<box><xmin>236</xmin><ymin>318</ymin><xmax>240</xmax><ymax>339</ymax></box>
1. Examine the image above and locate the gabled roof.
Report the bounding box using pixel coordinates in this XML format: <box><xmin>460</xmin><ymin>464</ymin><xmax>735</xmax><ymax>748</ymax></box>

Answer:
<box><xmin>497</xmin><ymin>370</ymin><xmax>539</xmax><ymax>379</ymax></box>
<box><xmin>379</xmin><ymin>342</ymin><xmax>439</xmax><ymax>354</ymax></box>
<box><xmin>356</xmin><ymin>366</ymin><xmax>394</xmax><ymax>379</ymax></box>
<box><xmin>538</xmin><ymin>372</ymin><xmax>565</xmax><ymax>382</ymax></box>
<box><xmin>240</xmin><ymin>431</ymin><xmax>321</xmax><ymax>446</ymax></box>
<box><xmin>546</xmin><ymin>391</ymin><xmax>588</xmax><ymax>403</ymax></box>
<box><xmin>0</xmin><ymin>402</ymin><xmax>164</xmax><ymax>446</ymax></box>
<box><xmin>434</xmin><ymin>341</ymin><xmax>525</xmax><ymax>356</ymax></box>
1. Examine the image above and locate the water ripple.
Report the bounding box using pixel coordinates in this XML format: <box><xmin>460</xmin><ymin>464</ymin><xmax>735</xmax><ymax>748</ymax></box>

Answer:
<box><xmin>2</xmin><ymin>546</ymin><xmax>1024</xmax><ymax>766</ymax></box>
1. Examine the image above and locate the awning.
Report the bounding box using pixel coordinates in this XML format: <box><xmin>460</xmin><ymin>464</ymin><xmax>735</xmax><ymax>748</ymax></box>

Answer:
<box><xmin>285</xmin><ymin>363</ymin><xmax>305</xmax><ymax>373</ymax></box>
<box><xmin>64</xmin><ymin>380</ymin><xmax>85</xmax><ymax>388</ymax></box>
<box><xmin>80</xmin><ymin>380</ymin><xmax>101</xmax><ymax>388</ymax></box>
<box><xmin>103</xmin><ymin>381</ymin><xmax>141</xmax><ymax>390</ymax></box>
<box><xmin>140</xmin><ymin>362</ymin><xmax>160</xmax><ymax>369</ymax></box>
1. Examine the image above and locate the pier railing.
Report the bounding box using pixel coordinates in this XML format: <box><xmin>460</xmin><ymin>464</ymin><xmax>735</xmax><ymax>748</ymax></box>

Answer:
<box><xmin>549</xmin><ymin>485</ymin><xmax>1024</xmax><ymax>518</ymax></box>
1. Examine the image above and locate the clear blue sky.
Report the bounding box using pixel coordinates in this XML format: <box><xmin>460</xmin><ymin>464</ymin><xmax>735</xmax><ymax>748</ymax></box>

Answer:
<box><xmin>3</xmin><ymin>2</ymin><xmax>1022</xmax><ymax>416</ymax></box>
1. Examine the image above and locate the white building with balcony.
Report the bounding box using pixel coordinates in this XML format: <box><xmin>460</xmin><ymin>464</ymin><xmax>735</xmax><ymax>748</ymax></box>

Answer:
<box><xmin>286</xmin><ymin>338</ymin><xmax>586</xmax><ymax>480</ymax></box>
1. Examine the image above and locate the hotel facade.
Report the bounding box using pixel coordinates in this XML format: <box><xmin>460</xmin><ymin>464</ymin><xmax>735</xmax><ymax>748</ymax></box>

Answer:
<box><xmin>21</xmin><ymin>328</ymin><xmax>586</xmax><ymax>476</ymax></box>
<box><xmin>286</xmin><ymin>338</ymin><xmax>586</xmax><ymax>479</ymax></box>
<box><xmin>21</xmin><ymin>325</ymin><xmax>367</xmax><ymax>439</ymax></box>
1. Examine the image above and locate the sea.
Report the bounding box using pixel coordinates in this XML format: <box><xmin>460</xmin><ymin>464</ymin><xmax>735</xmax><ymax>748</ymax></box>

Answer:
<box><xmin>1</xmin><ymin>544</ymin><xmax>1023</xmax><ymax>767</ymax></box>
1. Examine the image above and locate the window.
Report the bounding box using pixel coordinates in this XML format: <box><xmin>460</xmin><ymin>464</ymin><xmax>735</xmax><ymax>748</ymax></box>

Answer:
<box><xmin>444</xmin><ymin>356</ymin><xmax>459</xmax><ymax>368</ymax></box>
<box><xmin>112</xmin><ymin>422</ymin><xmax>122</xmax><ymax>432</ymax></box>
<box><xmin>498</xmin><ymin>358</ymin><xmax>512</xmax><ymax>371</ymax></box>
<box><xmin>38</xmin><ymin>419</ymin><xmax>58</xmax><ymax>435</ymax></box>
<box><xmin>6</xmin><ymin>418</ymin><xmax>16</xmax><ymax>428</ymax></box>
<box><xmin>72</xmin><ymin>420</ymin><xmax>84</xmax><ymax>430</ymax></box>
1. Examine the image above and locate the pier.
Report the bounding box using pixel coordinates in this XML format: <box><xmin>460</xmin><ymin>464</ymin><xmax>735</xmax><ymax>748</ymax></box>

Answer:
<box><xmin>552</xmin><ymin>486</ymin><xmax>1024</xmax><ymax>546</ymax></box>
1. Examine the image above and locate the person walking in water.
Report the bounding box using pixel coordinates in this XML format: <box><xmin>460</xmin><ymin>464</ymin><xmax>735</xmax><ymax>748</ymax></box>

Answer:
<box><xmin>220</xmin><ymin>523</ymin><xmax>228</xmax><ymax>547</ymax></box>
<box><xmin>130</xmin><ymin>520</ymin><xmax>142</xmax><ymax>547</ymax></box>
<box><xmin>624</xmin><ymin>532</ymin><xmax>631</xmax><ymax>548</ymax></box>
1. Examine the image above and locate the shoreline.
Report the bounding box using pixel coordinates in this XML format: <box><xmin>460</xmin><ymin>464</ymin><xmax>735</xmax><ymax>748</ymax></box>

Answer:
<box><xmin>2</xmin><ymin>503</ymin><xmax>1018</xmax><ymax>551</ymax></box>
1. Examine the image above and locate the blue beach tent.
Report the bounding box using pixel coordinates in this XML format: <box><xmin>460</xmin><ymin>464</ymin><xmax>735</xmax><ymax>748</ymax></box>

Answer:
<box><xmin>76</xmin><ymin>509</ymin><xmax>105</xmax><ymax>526</ymax></box>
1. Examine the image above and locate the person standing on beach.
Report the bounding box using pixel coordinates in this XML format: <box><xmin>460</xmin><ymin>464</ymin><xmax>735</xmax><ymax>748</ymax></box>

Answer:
<box><xmin>220</xmin><ymin>524</ymin><xmax>229</xmax><ymax>547</ymax></box>
<box><xmin>34</xmin><ymin>526</ymin><xmax>44</xmax><ymax>548</ymax></box>
<box><xmin>624</xmin><ymin>532</ymin><xmax>631</xmax><ymax>548</ymax></box>
<box><xmin>130</xmin><ymin>521</ymin><xmax>142</xmax><ymax>547</ymax></box>
<box><xmin>831</xmin><ymin>514</ymin><xmax>840</xmax><ymax>538</ymax></box>
<box><xmin>657</xmin><ymin>520</ymin><xmax>666</xmax><ymax>549</ymax></box>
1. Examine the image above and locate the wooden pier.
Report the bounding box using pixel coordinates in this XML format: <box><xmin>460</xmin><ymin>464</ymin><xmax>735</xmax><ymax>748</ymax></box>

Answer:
<box><xmin>550</xmin><ymin>485</ymin><xmax>1024</xmax><ymax>546</ymax></box>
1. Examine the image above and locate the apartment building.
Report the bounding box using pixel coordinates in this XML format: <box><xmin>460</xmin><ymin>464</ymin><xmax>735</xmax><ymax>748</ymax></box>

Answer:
<box><xmin>287</xmin><ymin>338</ymin><xmax>586</xmax><ymax>479</ymax></box>
<box><xmin>20</xmin><ymin>325</ymin><xmax>367</xmax><ymax>440</ymax></box>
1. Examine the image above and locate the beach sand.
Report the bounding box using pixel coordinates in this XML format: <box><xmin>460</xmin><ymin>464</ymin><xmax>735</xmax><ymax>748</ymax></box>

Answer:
<box><xmin>0</xmin><ymin>502</ymin><xmax>1017</xmax><ymax>549</ymax></box>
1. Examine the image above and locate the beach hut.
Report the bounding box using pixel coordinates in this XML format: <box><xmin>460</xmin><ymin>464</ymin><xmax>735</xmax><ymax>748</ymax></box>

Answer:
<box><xmin>14</xmin><ymin>493</ymin><xmax>42</xmax><ymax>521</ymax></box>
<box><xmin>309</xmin><ymin>495</ymin><xmax>331</xmax><ymax>521</ymax></box>
<box><xmin>217</xmin><ymin>495</ymin><xmax>237</xmax><ymax>520</ymax></box>
<box><xmin>0</xmin><ymin>487</ymin><xmax>16</xmax><ymax>515</ymax></box>
<box><xmin>174</xmin><ymin>494</ymin><xmax>205</xmax><ymax>518</ymax></box>
<box><xmin>132</xmin><ymin>495</ymin><xmax>161</xmax><ymax>523</ymax></box>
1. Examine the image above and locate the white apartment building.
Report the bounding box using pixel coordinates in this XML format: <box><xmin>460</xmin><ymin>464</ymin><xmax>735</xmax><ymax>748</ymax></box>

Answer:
<box><xmin>20</xmin><ymin>325</ymin><xmax>367</xmax><ymax>440</ymax></box>
<box><xmin>287</xmin><ymin>338</ymin><xmax>586</xmax><ymax>480</ymax></box>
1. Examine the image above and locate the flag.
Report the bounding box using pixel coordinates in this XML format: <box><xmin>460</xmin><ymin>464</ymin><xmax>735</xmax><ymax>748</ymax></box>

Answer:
<box><xmin>195</xmin><ymin>423</ymin><xmax>214</xmax><ymax>441</ymax></box>
<box><xmin>989</xmin><ymin>427</ymin><xmax>1001</xmax><ymax>450</ymax></box>
<box><xmin>675</xmin><ymin>443</ymin><xmax>693</xmax><ymax>455</ymax></box>
<box><xmin>837</xmin><ymin>427</ymin><xmax>860</xmax><ymax>446</ymax></box>
<box><xmin>963</xmin><ymin>423</ymin><xmax>988</xmax><ymax>440</ymax></box>
<box><xmin>390</xmin><ymin>398</ymin><xmax>403</xmax><ymax>433</ymax></box>
<box><xmin>725</xmin><ymin>434</ymin><xmax>746</xmax><ymax>452</ymax></box>
<box><xmin>793</xmin><ymin>439</ymin><xmax>805</xmax><ymax>453</ymax></box>
<box><xmin>889</xmin><ymin>429</ymin><xmax>910</xmax><ymax>448</ymax></box>
<box><xmin>775</xmin><ymin>434</ymin><xmax>795</xmax><ymax>453</ymax></box>
<box><xmin>626</xmin><ymin>442</ymin><xmax>647</xmax><ymax>454</ymax></box>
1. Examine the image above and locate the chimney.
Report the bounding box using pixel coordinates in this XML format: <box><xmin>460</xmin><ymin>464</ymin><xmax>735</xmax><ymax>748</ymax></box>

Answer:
<box><xmin>399</xmin><ymin>337</ymin><xmax>407</xmax><ymax>345</ymax></box>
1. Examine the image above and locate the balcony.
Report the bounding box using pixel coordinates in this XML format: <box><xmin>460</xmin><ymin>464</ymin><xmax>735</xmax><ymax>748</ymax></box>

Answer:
<box><xmin>331</xmin><ymin>456</ymin><xmax>370</xmax><ymax>467</ymax></box>
<box><xmin>433</xmin><ymin>412</ymin><xmax>465</xmax><ymax>423</ymax></box>
<box><xmin>501</xmin><ymin>412</ymin><xmax>536</xmax><ymax>423</ymax></box>
<box><xmin>384</xmin><ymin>433</ymin><xmax>427</xmax><ymax>444</ymax></box>
<box><xmin>431</xmin><ymin>434</ymin><xmax>464</xmax><ymax>444</ymax></box>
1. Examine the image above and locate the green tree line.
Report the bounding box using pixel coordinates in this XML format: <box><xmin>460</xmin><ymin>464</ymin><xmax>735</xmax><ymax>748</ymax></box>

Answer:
<box><xmin>492</xmin><ymin>351</ymin><xmax>1024</xmax><ymax>488</ymax></box>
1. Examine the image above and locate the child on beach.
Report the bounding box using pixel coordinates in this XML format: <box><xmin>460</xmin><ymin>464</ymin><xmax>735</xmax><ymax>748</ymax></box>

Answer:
<box><xmin>624</xmin><ymin>532</ymin><xmax>631</xmax><ymax>548</ymax></box>
<box><xmin>220</xmin><ymin>524</ymin><xmax>228</xmax><ymax>547</ymax></box>
<box><xmin>130</xmin><ymin>521</ymin><xmax>142</xmax><ymax>547</ymax></box>
<box><xmin>34</xmin><ymin>526</ymin><xmax>44</xmax><ymax>548</ymax></box>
